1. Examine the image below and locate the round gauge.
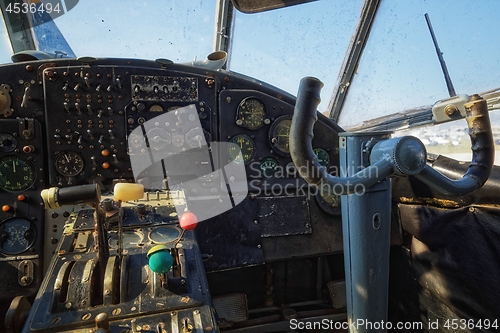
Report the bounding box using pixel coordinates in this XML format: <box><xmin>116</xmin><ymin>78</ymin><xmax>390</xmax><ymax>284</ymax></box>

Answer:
<box><xmin>313</xmin><ymin>148</ymin><xmax>330</xmax><ymax>169</ymax></box>
<box><xmin>270</xmin><ymin>115</ymin><xmax>292</xmax><ymax>156</ymax></box>
<box><xmin>55</xmin><ymin>151</ymin><xmax>84</xmax><ymax>177</ymax></box>
<box><xmin>228</xmin><ymin>134</ymin><xmax>256</xmax><ymax>164</ymax></box>
<box><xmin>0</xmin><ymin>217</ymin><xmax>37</xmax><ymax>254</ymax></box>
<box><xmin>260</xmin><ymin>156</ymin><xmax>279</xmax><ymax>179</ymax></box>
<box><xmin>185</xmin><ymin>127</ymin><xmax>206</xmax><ymax>148</ymax></box>
<box><xmin>171</xmin><ymin>132</ymin><xmax>185</xmax><ymax>147</ymax></box>
<box><xmin>236</xmin><ymin>97</ymin><xmax>267</xmax><ymax>130</ymax></box>
<box><xmin>0</xmin><ymin>156</ymin><xmax>36</xmax><ymax>192</ymax></box>
<box><xmin>147</xmin><ymin>127</ymin><xmax>171</xmax><ymax>151</ymax></box>
<box><xmin>108</xmin><ymin>230</ymin><xmax>143</xmax><ymax>249</ymax></box>
<box><xmin>316</xmin><ymin>184</ymin><xmax>341</xmax><ymax>215</ymax></box>
<box><xmin>0</xmin><ymin>134</ymin><xmax>17</xmax><ymax>153</ymax></box>
<box><xmin>149</xmin><ymin>226</ymin><xmax>181</xmax><ymax>244</ymax></box>
<box><xmin>128</xmin><ymin>133</ymin><xmax>144</xmax><ymax>149</ymax></box>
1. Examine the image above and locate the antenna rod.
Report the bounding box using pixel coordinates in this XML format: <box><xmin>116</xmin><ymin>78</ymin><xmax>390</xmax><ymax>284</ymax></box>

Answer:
<box><xmin>425</xmin><ymin>13</ymin><xmax>456</xmax><ymax>97</ymax></box>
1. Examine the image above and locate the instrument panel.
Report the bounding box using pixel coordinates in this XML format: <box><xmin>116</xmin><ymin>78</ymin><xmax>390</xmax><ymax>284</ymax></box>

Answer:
<box><xmin>0</xmin><ymin>58</ymin><xmax>343</xmax><ymax>321</ymax></box>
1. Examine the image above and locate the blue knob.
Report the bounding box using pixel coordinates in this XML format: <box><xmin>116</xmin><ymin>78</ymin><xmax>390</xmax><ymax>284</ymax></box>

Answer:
<box><xmin>147</xmin><ymin>245</ymin><xmax>173</xmax><ymax>274</ymax></box>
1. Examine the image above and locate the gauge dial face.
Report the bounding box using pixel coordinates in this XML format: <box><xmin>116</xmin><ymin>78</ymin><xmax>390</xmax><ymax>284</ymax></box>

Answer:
<box><xmin>147</xmin><ymin>127</ymin><xmax>171</xmax><ymax>151</ymax></box>
<box><xmin>316</xmin><ymin>184</ymin><xmax>341</xmax><ymax>215</ymax></box>
<box><xmin>108</xmin><ymin>231</ymin><xmax>143</xmax><ymax>249</ymax></box>
<box><xmin>171</xmin><ymin>132</ymin><xmax>185</xmax><ymax>147</ymax></box>
<box><xmin>0</xmin><ymin>156</ymin><xmax>36</xmax><ymax>192</ymax></box>
<box><xmin>149</xmin><ymin>226</ymin><xmax>181</xmax><ymax>244</ymax></box>
<box><xmin>55</xmin><ymin>151</ymin><xmax>84</xmax><ymax>177</ymax></box>
<box><xmin>228</xmin><ymin>134</ymin><xmax>256</xmax><ymax>164</ymax></box>
<box><xmin>0</xmin><ymin>218</ymin><xmax>37</xmax><ymax>254</ymax></box>
<box><xmin>313</xmin><ymin>148</ymin><xmax>330</xmax><ymax>168</ymax></box>
<box><xmin>185</xmin><ymin>127</ymin><xmax>206</xmax><ymax>148</ymax></box>
<box><xmin>129</xmin><ymin>133</ymin><xmax>145</xmax><ymax>149</ymax></box>
<box><xmin>0</xmin><ymin>133</ymin><xmax>17</xmax><ymax>153</ymax></box>
<box><xmin>260</xmin><ymin>156</ymin><xmax>279</xmax><ymax>178</ymax></box>
<box><xmin>236</xmin><ymin>97</ymin><xmax>266</xmax><ymax>130</ymax></box>
<box><xmin>270</xmin><ymin>116</ymin><xmax>292</xmax><ymax>155</ymax></box>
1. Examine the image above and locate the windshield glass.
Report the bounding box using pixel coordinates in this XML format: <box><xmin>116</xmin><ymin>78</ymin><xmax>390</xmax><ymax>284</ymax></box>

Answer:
<box><xmin>0</xmin><ymin>0</ymin><xmax>498</xmax><ymax>127</ymax></box>
<box><xmin>49</xmin><ymin>1</ymin><xmax>216</xmax><ymax>62</ymax></box>
<box><xmin>0</xmin><ymin>0</ymin><xmax>363</xmax><ymax>115</ymax></box>
<box><xmin>338</xmin><ymin>0</ymin><xmax>500</xmax><ymax>129</ymax></box>
<box><xmin>0</xmin><ymin>14</ymin><xmax>12</xmax><ymax>63</ymax></box>
<box><xmin>229</xmin><ymin>0</ymin><xmax>363</xmax><ymax>113</ymax></box>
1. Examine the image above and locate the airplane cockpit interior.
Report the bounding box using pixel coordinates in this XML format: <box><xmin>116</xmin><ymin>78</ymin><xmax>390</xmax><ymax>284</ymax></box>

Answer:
<box><xmin>0</xmin><ymin>0</ymin><xmax>499</xmax><ymax>332</ymax></box>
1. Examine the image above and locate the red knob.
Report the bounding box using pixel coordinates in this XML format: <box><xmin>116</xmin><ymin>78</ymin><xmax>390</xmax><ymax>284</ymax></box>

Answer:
<box><xmin>23</xmin><ymin>145</ymin><xmax>34</xmax><ymax>153</ymax></box>
<box><xmin>179</xmin><ymin>211</ymin><xmax>198</xmax><ymax>230</ymax></box>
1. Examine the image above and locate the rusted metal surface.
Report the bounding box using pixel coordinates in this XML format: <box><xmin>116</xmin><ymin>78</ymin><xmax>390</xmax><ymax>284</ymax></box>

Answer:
<box><xmin>463</xmin><ymin>94</ymin><xmax>495</xmax><ymax>186</ymax></box>
<box><xmin>399</xmin><ymin>196</ymin><xmax>461</xmax><ymax>208</ymax></box>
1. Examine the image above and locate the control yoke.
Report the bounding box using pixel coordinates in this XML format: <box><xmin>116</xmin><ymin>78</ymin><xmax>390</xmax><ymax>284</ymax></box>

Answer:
<box><xmin>289</xmin><ymin>77</ymin><xmax>495</xmax><ymax>196</ymax></box>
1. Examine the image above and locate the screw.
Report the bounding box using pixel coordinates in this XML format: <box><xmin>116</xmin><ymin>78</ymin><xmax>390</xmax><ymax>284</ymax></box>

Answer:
<box><xmin>444</xmin><ymin>104</ymin><xmax>458</xmax><ymax>116</ymax></box>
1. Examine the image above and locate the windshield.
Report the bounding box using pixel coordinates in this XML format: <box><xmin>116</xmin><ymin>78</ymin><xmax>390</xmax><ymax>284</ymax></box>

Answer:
<box><xmin>0</xmin><ymin>0</ymin><xmax>499</xmax><ymax>128</ymax></box>
<box><xmin>0</xmin><ymin>14</ymin><xmax>12</xmax><ymax>63</ymax></box>
<box><xmin>53</xmin><ymin>1</ymin><xmax>216</xmax><ymax>61</ymax></box>
<box><xmin>0</xmin><ymin>0</ymin><xmax>362</xmax><ymax>114</ymax></box>
<box><xmin>229</xmin><ymin>0</ymin><xmax>363</xmax><ymax>113</ymax></box>
<box><xmin>338</xmin><ymin>0</ymin><xmax>500</xmax><ymax>129</ymax></box>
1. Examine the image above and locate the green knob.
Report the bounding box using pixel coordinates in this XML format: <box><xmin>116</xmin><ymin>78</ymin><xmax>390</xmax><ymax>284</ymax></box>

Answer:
<box><xmin>147</xmin><ymin>245</ymin><xmax>173</xmax><ymax>274</ymax></box>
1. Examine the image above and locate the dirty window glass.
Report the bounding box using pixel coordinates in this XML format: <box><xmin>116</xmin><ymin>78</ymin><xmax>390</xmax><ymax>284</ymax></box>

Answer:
<box><xmin>229</xmin><ymin>0</ymin><xmax>364</xmax><ymax>113</ymax></box>
<box><xmin>0</xmin><ymin>14</ymin><xmax>12</xmax><ymax>64</ymax></box>
<box><xmin>395</xmin><ymin>109</ymin><xmax>500</xmax><ymax>165</ymax></box>
<box><xmin>53</xmin><ymin>0</ymin><xmax>216</xmax><ymax>62</ymax></box>
<box><xmin>338</xmin><ymin>0</ymin><xmax>500</xmax><ymax>129</ymax></box>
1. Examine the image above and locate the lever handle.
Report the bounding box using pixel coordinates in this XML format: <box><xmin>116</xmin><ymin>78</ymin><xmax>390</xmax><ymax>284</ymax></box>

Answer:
<box><xmin>415</xmin><ymin>94</ymin><xmax>494</xmax><ymax>195</ymax></box>
<box><xmin>290</xmin><ymin>77</ymin><xmax>394</xmax><ymax>194</ymax></box>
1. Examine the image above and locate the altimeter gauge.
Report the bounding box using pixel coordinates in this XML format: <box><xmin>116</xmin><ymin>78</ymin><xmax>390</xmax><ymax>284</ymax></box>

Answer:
<box><xmin>270</xmin><ymin>115</ymin><xmax>292</xmax><ymax>156</ymax></box>
<box><xmin>236</xmin><ymin>97</ymin><xmax>267</xmax><ymax>130</ymax></box>
<box><xmin>149</xmin><ymin>226</ymin><xmax>181</xmax><ymax>244</ymax></box>
<box><xmin>228</xmin><ymin>134</ymin><xmax>256</xmax><ymax>164</ymax></box>
<box><xmin>55</xmin><ymin>151</ymin><xmax>84</xmax><ymax>177</ymax></box>
<box><xmin>0</xmin><ymin>156</ymin><xmax>36</xmax><ymax>192</ymax></box>
<box><xmin>313</xmin><ymin>148</ymin><xmax>330</xmax><ymax>169</ymax></box>
<box><xmin>259</xmin><ymin>156</ymin><xmax>279</xmax><ymax>178</ymax></box>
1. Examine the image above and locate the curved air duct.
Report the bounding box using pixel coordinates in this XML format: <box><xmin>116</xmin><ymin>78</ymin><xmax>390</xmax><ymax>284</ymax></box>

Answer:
<box><xmin>11</xmin><ymin>50</ymin><xmax>58</xmax><ymax>62</ymax></box>
<box><xmin>181</xmin><ymin>51</ymin><xmax>228</xmax><ymax>70</ymax></box>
